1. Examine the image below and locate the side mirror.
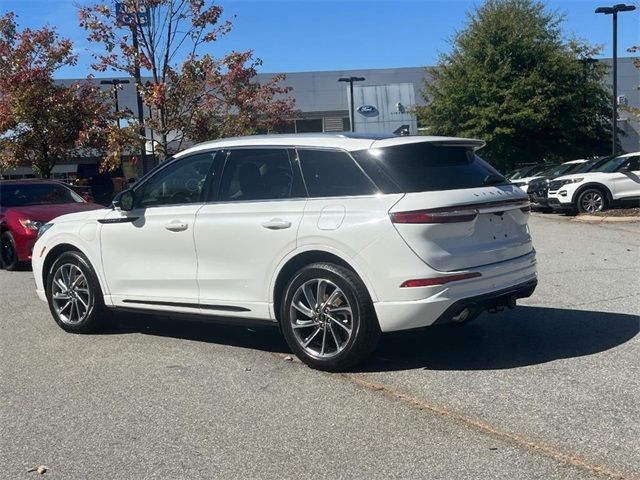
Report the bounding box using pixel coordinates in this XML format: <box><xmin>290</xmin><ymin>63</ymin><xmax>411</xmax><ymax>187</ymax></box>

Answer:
<box><xmin>112</xmin><ymin>189</ymin><xmax>135</xmax><ymax>211</ymax></box>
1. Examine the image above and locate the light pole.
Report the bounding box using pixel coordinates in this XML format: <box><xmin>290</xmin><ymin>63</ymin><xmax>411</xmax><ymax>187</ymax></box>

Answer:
<box><xmin>595</xmin><ymin>3</ymin><xmax>636</xmax><ymax>156</ymax></box>
<box><xmin>100</xmin><ymin>79</ymin><xmax>130</xmax><ymax>128</ymax></box>
<box><xmin>338</xmin><ymin>76</ymin><xmax>365</xmax><ymax>132</ymax></box>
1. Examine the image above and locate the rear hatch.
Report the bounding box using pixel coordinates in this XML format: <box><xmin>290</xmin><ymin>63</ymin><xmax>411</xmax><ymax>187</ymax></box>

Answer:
<box><xmin>354</xmin><ymin>138</ymin><xmax>533</xmax><ymax>272</ymax></box>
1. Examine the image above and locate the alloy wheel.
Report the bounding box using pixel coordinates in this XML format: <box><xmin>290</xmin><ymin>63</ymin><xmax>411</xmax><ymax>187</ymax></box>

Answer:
<box><xmin>581</xmin><ymin>191</ymin><xmax>604</xmax><ymax>213</ymax></box>
<box><xmin>51</xmin><ymin>263</ymin><xmax>91</xmax><ymax>325</ymax></box>
<box><xmin>289</xmin><ymin>278</ymin><xmax>354</xmax><ymax>359</ymax></box>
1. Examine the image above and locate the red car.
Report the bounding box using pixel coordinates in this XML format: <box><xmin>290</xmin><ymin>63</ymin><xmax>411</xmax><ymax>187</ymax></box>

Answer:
<box><xmin>0</xmin><ymin>180</ymin><xmax>104</xmax><ymax>270</ymax></box>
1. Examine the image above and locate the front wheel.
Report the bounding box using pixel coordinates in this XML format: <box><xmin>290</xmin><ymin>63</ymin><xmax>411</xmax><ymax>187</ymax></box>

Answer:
<box><xmin>1</xmin><ymin>231</ymin><xmax>20</xmax><ymax>271</ymax></box>
<box><xmin>280</xmin><ymin>263</ymin><xmax>380</xmax><ymax>372</ymax></box>
<box><xmin>577</xmin><ymin>188</ymin><xmax>607</xmax><ymax>214</ymax></box>
<box><xmin>46</xmin><ymin>251</ymin><xmax>110</xmax><ymax>333</ymax></box>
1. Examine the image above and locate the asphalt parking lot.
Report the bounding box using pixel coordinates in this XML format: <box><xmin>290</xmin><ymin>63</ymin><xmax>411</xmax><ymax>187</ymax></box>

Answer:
<box><xmin>1</xmin><ymin>213</ymin><xmax>639</xmax><ymax>480</ymax></box>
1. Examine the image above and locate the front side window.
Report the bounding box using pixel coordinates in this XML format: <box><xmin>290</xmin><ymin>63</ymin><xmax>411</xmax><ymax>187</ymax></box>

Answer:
<box><xmin>623</xmin><ymin>156</ymin><xmax>640</xmax><ymax>171</ymax></box>
<box><xmin>218</xmin><ymin>149</ymin><xmax>296</xmax><ymax>201</ymax></box>
<box><xmin>297</xmin><ymin>149</ymin><xmax>378</xmax><ymax>198</ymax></box>
<box><xmin>135</xmin><ymin>153</ymin><xmax>215</xmax><ymax>207</ymax></box>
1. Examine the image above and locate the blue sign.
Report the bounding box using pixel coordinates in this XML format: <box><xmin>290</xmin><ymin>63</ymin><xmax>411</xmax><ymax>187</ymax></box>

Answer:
<box><xmin>116</xmin><ymin>2</ymin><xmax>149</xmax><ymax>26</ymax></box>
<box><xmin>357</xmin><ymin>105</ymin><xmax>378</xmax><ymax>116</ymax></box>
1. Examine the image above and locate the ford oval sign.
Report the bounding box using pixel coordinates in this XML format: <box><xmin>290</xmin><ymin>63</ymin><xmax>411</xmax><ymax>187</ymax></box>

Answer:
<box><xmin>357</xmin><ymin>105</ymin><xmax>378</xmax><ymax>116</ymax></box>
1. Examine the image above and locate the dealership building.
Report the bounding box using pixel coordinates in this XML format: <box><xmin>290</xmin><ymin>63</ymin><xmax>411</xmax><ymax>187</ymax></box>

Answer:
<box><xmin>3</xmin><ymin>57</ymin><xmax>639</xmax><ymax>179</ymax></box>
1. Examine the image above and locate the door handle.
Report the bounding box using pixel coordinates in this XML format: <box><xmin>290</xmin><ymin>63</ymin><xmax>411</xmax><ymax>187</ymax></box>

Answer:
<box><xmin>165</xmin><ymin>221</ymin><xmax>188</xmax><ymax>232</ymax></box>
<box><xmin>262</xmin><ymin>218</ymin><xmax>292</xmax><ymax>230</ymax></box>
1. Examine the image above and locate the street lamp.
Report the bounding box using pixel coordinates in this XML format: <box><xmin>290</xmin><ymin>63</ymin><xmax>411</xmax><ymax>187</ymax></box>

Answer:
<box><xmin>595</xmin><ymin>3</ymin><xmax>636</xmax><ymax>155</ymax></box>
<box><xmin>100</xmin><ymin>79</ymin><xmax>130</xmax><ymax>128</ymax></box>
<box><xmin>338</xmin><ymin>76</ymin><xmax>366</xmax><ymax>132</ymax></box>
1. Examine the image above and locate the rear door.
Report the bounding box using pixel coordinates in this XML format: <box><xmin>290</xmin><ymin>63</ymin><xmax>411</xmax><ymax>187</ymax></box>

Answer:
<box><xmin>194</xmin><ymin>148</ymin><xmax>306</xmax><ymax>319</ymax></box>
<box><xmin>353</xmin><ymin>140</ymin><xmax>533</xmax><ymax>272</ymax></box>
<box><xmin>610</xmin><ymin>156</ymin><xmax>640</xmax><ymax>199</ymax></box>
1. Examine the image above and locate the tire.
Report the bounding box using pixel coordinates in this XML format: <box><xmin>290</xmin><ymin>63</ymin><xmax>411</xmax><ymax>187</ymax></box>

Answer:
<box><xmin>577</xmin><ymin>188</ymin><xmax>608</xmax><ymax>214</ymax></box>
<box><xmin>45</xmin><ymin>251</ymin><xmax>110</xmax><ymax>333</ymax></box>
<box><xmin>1</xmin><ymin>231</ymin><xmax>20</xmax><ymax>271</ymax></box>
<box><xmin>280</xmin><ymin>262</ymin><xmax>380</xmax><ymax>372</ymax></box>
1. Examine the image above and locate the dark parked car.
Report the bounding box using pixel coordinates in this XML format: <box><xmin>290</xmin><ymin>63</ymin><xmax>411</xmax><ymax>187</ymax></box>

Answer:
<box><xmin>528</xmin><ymin>156</ymin><xmax>614</xmax><ymax>209</ymax></box>
<box><xmin>0</xmin><ymin>180</ymin><xmax>103</xmax><ymax>270</ymax></box>
<box><xmin>506</xmin><ymin>164</ymin><xmax>551</xmax><ymax>181</ymax></box>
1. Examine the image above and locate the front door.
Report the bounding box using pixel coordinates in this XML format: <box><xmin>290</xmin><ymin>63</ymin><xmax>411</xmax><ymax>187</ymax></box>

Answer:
<box><xmin>194</xmin><ymin>148</ymin><xmax>306</xmax><ymax>319</ymax></box>
<box><xmin>100</xmin><ymin>152</ymin><xmax>216</xmax><ymax>310</ymax></box>
<box><xmin>611</xmin><ymin>156</ymin><xmax>640</xmax><ymax>200</ymax></box>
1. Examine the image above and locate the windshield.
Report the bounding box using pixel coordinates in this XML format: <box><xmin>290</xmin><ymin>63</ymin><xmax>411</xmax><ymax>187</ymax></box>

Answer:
<box><xmin>563</xmin><ymin>162</ymin><xmax>589</xmax><ymax>175</ymax></box>
<box><xmin>594</xmin><ymin>155</ymin><xmax>630</xmax><ymax>173</ymax></box>
<box><xmin>0</xmin><ymin>183</ymin><xmax>84</xmax><ymax>207</ymax></box>
<box><xmin>508</xmin><ymin>165</ymin><xmax>545</xmax><ymax>180</ymax></box>
<box><xmin>540</xmin><ymin>163</ymin><xmax>581</xmax><ymax>178</ymax></box>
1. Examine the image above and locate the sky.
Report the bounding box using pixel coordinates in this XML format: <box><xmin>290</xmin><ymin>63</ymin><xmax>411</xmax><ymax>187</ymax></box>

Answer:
<box><xmin>1</xmin><ymin>0</ymin><xmax>639</xmax><ymax>79</ymax></box>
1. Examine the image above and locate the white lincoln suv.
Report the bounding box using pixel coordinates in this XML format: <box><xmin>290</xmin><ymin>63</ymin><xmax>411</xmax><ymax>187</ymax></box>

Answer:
<box><xmin>33</xmin><ymin>134</ymin><xmax>537</xmax><ymax>371</ymax></box>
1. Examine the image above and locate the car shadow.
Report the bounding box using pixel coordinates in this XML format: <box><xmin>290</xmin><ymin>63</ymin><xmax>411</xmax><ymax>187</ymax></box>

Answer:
<box><xmin>104</xmin><ymin>305</ymin><xmax>639</xmax><ymax>373</ymax></box>
<box><xmin>356</xmin><ymin>306</ymin><xmax>639</xmax><ymax>372</ymax></box>
<box><xmin>105</xmin><ymin>312</ymin><xmax>290</xmax><ymax>354</ymax></box>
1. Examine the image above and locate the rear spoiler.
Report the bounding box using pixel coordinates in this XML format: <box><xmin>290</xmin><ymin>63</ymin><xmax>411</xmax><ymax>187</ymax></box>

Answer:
<box><xmin>370</xmin><ymin>136</ymin><xmax>486</xmax><ymax>151</ymax></box>
<box><xmin>429</xmin><ymin>139</ymin><xmax>486</xmax><ymax>150</ymax></box>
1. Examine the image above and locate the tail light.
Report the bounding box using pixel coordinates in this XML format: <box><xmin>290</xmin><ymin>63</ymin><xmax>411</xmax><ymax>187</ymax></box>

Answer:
<box><xmin>391</xmin><ymin>199</ymin><xmax>531</xmax><ymax>224</ymax></box>
<box><xmin>400</xmin><ymin>272</ymin><xmax>482</xmax><ymax>288</ymax></box>
<box><xmin>390</xmin><ymin>208</ymin><xmax>478</xmax><ymax>224</ymax></box>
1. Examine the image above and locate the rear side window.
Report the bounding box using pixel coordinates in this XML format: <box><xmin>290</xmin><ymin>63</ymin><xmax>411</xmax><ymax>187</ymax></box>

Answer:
<box><xmin>352</xmin><ymin>143</ymin><xmax>505</xmax><ymax>193</ymax></box>
<box><xmin>218</xmin><ymin>149</ymin><xmax>301</xmax><ymax>201</ymax></box>
<box><xmin>297</xmin><ymin>149</ymin><xmax>378</xmax><ymax>198</ymax></box>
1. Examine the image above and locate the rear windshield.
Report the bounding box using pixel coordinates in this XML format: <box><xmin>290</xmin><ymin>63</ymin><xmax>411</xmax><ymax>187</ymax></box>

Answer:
<box><xmin>352</xmin><ymin>143</ymin><xmax>506</xmax><ymax>193</ymax></box>
<box><xmin>0</xmin><ymin>183</ymin><xmax>84</xmax><ymax>207</ymax></box>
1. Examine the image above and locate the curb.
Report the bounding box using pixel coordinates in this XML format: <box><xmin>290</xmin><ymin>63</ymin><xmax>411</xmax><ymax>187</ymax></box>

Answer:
<box><xmin>571</xmin><ymin>215</ymin><xmax>640</xmax><ymax>223</ymax></box>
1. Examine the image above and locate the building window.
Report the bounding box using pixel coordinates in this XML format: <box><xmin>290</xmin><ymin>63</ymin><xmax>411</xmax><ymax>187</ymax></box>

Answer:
<box><xmin>342</xmin><ymin>117</ymin><xmax>351</xmax><ymax>132</ymax></box>
<box><xmin>274</xmin><ymin>121</ymin><xmax>296</xmax><ymax>134</ymax></box>
<box><xmin>295</xmin><ymin>119</ymin><xmax>323</xmax><ymax>133</ymax></box>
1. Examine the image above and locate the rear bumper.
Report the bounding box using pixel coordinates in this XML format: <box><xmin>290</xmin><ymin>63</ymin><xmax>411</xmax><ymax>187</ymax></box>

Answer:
<box><xmin>373</xmin><ymin>252</ymin><xmax>537</xmax><ymax>332</ymax></box>
<box><xmin>432</xmin><ymin>279</ymin><xmax>537</xmax><ymax>325</ymax></box>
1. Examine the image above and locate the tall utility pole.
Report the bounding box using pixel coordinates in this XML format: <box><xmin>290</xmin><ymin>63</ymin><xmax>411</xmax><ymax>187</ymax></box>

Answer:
<box><xmin>595</xmin><ymin>3</ymin><xmax>636</xmax><ymax>156</ymax></box>
<box><xmin>338</xmin><ymin>76</ymin><xmax>366</xmax><ymax>132</ymax></box>
<box><xmin>100</xmin><ymin>79</ymin><xmax>130</xmax><ymax>127</ymax></box>
<box><xmin>116</xmin><ymin>1</ymin><xmax>149</xmax><ymax>176</ymax></box>
<box><xmin>100</xmin><ymin>79</ymin><xmax>130</xmax><ymax>174</ymax></box>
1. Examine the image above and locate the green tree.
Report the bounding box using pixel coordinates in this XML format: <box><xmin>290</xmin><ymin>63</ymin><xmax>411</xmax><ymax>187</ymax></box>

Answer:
<box><xmin>416</xmin><ymin>0</ymin><xmax>612</xmax><ymax>171</ymax></box>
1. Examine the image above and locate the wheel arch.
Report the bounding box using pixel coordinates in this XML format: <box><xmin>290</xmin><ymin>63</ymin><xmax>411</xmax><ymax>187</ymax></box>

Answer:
<box><xmin>41</xmin><ymin>243</ymin><xmax>104</xmax><ymax>294</ymax></box>
<box><xmin>271</xmin><ymin>249</ymin><xmax>377</xmax><ymax>322</ymax></box>
<box><xmin>571</xmin><ymin>182</ymin><xmax>613</xmax><ymax>206</ymax></box>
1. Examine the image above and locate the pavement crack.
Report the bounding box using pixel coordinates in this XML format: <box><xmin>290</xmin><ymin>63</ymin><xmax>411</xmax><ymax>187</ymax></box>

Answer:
<box><xmin>338</xmin><ymin>373</ymin><xmax>638</xmax><ymax>480</ymax></box>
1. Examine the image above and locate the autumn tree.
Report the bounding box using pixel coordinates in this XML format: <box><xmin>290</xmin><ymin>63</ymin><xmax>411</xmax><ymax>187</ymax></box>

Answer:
<box><xmin>417</xmin><ymin>0</ymin><xmax>612</xmax><ymax>171</ymax></box>
<box><xmin>79</xmin><ymin>0</ymin><xmax>296</xmax><ymax>159</ymax></box>
<box><xmin>0</xmin><ymin>12</ymin><xmax>137</xmax><ymax>178</ymax></box>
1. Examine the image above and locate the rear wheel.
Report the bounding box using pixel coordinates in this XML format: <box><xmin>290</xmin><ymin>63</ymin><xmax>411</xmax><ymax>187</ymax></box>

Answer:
<box><xmin>1</xmin><ymin>231</ymin><xmax>20</xmax><ymax>271</ymax></box>
<box><xmin>280</xmin><ymin>263</ymin><xmax>380</xmax><ymax>371</ymax></box>
<box><xmin>46</xmin><ymin>251</ymin><xmax>110</xmax><ymax>333</ymax></box>
<box><xmin>577</xmin><ymin>188</ymin><xmax>607</xmax><ymax>214</ymax></box>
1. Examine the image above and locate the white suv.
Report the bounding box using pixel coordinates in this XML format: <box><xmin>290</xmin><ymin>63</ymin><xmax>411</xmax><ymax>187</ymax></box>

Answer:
<box><xmin>547</xmin><ymin>152</ymin><xmax>640</xmax><ymax>213</ymax></box>
<box><xmin>33</xmin><ymin>134</ymin><xmax>537</xmax><ymax>371</ymax></box>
